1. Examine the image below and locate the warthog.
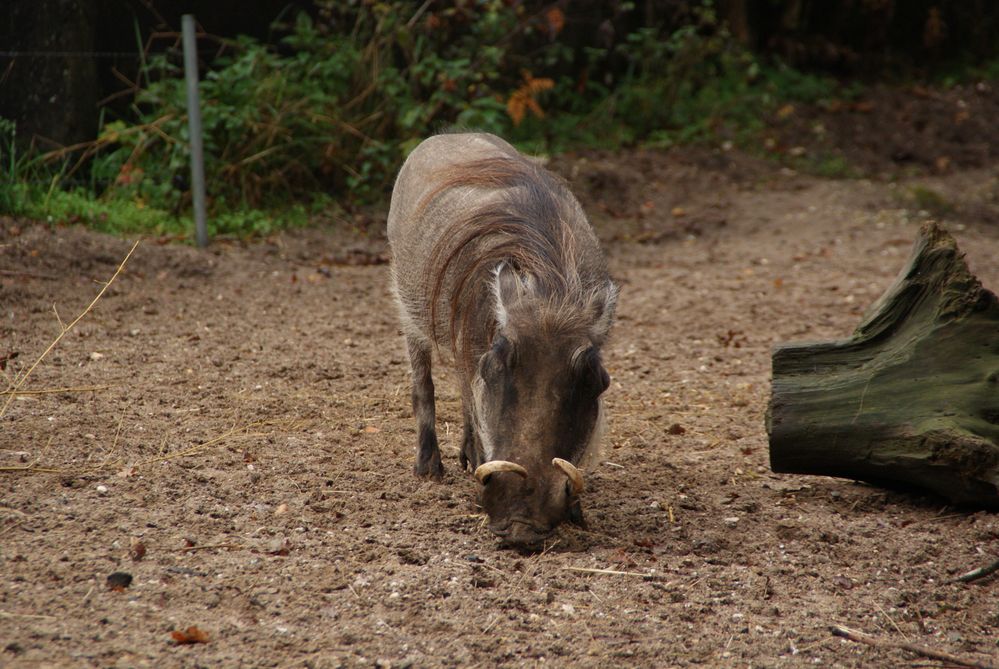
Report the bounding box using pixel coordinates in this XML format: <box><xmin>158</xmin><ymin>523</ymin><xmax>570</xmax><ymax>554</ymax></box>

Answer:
<box><xmin>388</xmin><ymin>132</ymin><xmax>618</xmax><ymax>548</ymax></box>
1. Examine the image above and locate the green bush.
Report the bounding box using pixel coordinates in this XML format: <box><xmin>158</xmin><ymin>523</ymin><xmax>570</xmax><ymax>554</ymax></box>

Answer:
<box><xmin>92</xmin><ymin>2</ymin><xmax>539</xmax><ymax>212</ymax></box>
<box><xmin>2</xmin><ymin>0</ymin><xmax>852</xmax><ymax>235</ymax></box>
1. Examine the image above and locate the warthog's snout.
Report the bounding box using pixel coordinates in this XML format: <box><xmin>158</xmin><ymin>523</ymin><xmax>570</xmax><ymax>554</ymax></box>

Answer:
<box><xmin>476</xmin><ymin>458</ymin><xmax>585</xmax><ymax>549</ymax></box>
<box><xmin>489</xmin><ymin>516</ymin><xmax>556</xmax><ymax>550</ymax></box>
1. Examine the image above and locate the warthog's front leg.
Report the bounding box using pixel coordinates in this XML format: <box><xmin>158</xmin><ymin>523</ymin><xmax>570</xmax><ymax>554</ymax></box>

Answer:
<box><xmin>458</xmin><ymin>399</ymin><xmax>483</xmax><ymax>472</ymax></box>
<box><xmin>406</xmin><ymin>337</ymin><xmax>443</xmax><ymax>480</ymax></box>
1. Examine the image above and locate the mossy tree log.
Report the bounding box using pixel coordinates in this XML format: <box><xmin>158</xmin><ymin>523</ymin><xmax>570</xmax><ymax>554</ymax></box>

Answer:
<box><xmin>767</xmin><ymin>222</ymin><xmax>999</xmax><ymax>506</ymax></box>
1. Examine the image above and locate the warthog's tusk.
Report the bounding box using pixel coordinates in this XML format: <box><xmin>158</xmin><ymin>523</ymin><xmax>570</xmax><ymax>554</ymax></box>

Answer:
<box><xmin>475</xmin><ymin>460</ymin><xmax>529</xmax><ymax>483</ymax></box>
<box><xmin>552</xmin><ymin>457</ymin><xmax>584</xmax><ymax>495</ymax></box>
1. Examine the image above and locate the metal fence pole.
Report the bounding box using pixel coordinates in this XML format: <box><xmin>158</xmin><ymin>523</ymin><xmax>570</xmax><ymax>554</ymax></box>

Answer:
<box><xmin>182</xmin><ymin>14</ymin><xmax>208</xmax><ymax>248</ymax></box>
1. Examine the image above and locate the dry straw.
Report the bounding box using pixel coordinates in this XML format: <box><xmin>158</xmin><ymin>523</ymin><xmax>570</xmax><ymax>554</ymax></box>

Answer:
<box><xmin>1</xmin><ymin>240</ymin><xmax>140</xmax><ymax>418</ymax></box>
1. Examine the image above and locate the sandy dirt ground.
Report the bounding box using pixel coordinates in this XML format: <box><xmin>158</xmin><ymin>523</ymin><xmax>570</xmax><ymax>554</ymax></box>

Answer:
<box><xmin>3</xmin><ymin>88</ymin><xmax>999</xmax><ymax>668</ymax></box>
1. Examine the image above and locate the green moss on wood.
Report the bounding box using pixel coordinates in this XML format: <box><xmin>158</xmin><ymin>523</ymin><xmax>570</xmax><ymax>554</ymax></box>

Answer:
<box><xmin>767</xmin><ymin>222</ymin><xmax>999</xmax><ymax>506</ymax></box>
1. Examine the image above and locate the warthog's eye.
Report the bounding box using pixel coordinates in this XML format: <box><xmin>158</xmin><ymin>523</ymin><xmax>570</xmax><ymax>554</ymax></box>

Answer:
<box><xmin>493</xmin><ymin>335</ymin><xmax>515</xmax><ymax>365</ymax></box>
<box><xmin>573</xmin><ymin>347</ymin><xmax>610</xmax><ymax>396</ymax></box>
<box><xmin>478</xmin><ymin>336</ymin><xmax>515</xmax><ymax>385</ymax></box>
<box><xmin>481</xmin><ymin>335</ymin><xmax>515</xmax><ymax>376</ymax></box>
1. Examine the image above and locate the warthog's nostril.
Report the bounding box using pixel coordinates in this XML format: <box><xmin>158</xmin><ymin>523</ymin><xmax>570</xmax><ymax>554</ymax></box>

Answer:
<box><xmin>491</xmin><ymin>517</ymin><xmax>555</xmax><ymax>548</ymax></box>
<box><xmin>488</xmin><ymin>524</ymin><xmax>511</xmax><ymax>537</ymax></box>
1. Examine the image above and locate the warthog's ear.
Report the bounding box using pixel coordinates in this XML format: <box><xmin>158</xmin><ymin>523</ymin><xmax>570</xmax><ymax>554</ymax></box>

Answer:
<box><xmin>588</xmin><ymin>280</ymin><xmax>619</xmax><ymax>345</ymax></box>
<box><xmin>492</xmin><ymin>262</ymin><xmax>514</xmax><ymax>329</ymax></box>
<box><xmin>492</xmin><ymin>262</ymin><xmax>535</xmax><ymax>330</ymax></box>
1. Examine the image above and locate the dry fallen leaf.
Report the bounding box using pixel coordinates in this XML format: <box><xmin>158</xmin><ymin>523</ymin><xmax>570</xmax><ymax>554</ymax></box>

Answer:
<box><xmin>544</xmin><ymin>7</ymin><xmax>565</xmax><ymax>36</ymax></box>
<box><xmin>129</xmin><ymin>538</ymin><xmax>146</xmax><ymax>561</ymax></box>
<box><xmin>106</xmin><ymin>572</ymin><xmax>133</xmax><ymax>591</ymax></box>
<box><xmin>171</xmin><ymin>626</ymin><xmax>210</xmax><ymax>645</ymax></box>
<box><xmin>506</xmin><ymin>71</ymin><xmax>554</xmax><ymax>126</ymax></box>
<box><xmin>0</xmin><ymin>351</ymin><xmax>18</xmax><ymax>371</ymax></box>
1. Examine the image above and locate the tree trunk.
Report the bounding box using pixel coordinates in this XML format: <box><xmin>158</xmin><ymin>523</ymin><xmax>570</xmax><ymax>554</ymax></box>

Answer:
<box><xmin>767</xmin><ymin>222</ymin><xmax>999</xmax><ymax>507</ymax></box>
<box><xmin>1</xmin><ymin>0</ymin><xmax>100</xmax><ymax>150</ymax></box>
<box><xmin>720</xmin><ymin>0</ymin><xmax>753</xmax><ymax>47</ymax></box>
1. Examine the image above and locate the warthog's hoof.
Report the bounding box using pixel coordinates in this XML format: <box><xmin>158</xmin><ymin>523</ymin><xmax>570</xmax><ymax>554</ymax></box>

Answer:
<box><xmin>414</xmin><ymin>454</ymin><xmax>444</xmax><ymax>481</ymax></box>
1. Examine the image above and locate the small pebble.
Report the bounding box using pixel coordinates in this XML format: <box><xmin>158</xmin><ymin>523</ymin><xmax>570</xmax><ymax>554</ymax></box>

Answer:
<box><xmin>96</xmin><ymin>485</ymin><xmax>109</xmax><ymax>495</ymax></box>
<box><xmin>723</xmin><ymin>516</ymin><xmax>740</xmax><ymax>527</ymax></box>
<box><xmin>266</xmin><ymin>538</ymin><xmax>290</xmax><ymax>555</ymax></box>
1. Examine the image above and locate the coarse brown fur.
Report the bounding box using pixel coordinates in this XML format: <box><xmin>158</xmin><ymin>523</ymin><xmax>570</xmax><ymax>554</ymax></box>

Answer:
<box><xmin>418</xmin><ymin>155</ymin><xmax>599</xmax><ymax>374</ymax></box>
<box><xmin>387</xmin><ymin>132</ymin><xmax>617</xmax><ymax>547</ymax></box>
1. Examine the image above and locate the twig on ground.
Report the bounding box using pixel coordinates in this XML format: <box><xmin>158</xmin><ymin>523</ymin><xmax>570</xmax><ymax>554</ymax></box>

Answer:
<box><xmin>831</xmin><ymin>624</ymin><xmax>998</xmax><ymax>669</ymax></box>
<box><xmin>564</xmin><ymin>566</ymin><xmax>667</xmax><ymax>581</ymax></box>
<box><xmin>916</xmin><ymin>512</ymin><xmax>970</xmax><ymax>525</ymax></box>
<box><xmin>0</xmin><ymin>465</ymin><xmax>62</xmax><ymax>473</ymax></box>
<box><xmin>1</xmin><ymin>418</ymin><xmax>301</xmax><ymax>476</ymax></box>
<box><xmin>99</xmin><ymin>404</ymin><xmax>129</xmax><ymax>469</ymax></box>
<box><xmin>1</xmin><ymin>437</ymin><xmax>58</xmax><ymax>473</ymax></box>
<box><xmin>481</xmin><ymin>615</ymin><xmax>500</xmax><ymax>635</ymax></box>
<box><xmin>178</xmin><ymin>543</ymin><xmax>241</xmax><ymax>552</ymax></box>
<box><xmin>874</xmin><ymin>600</ymin><xmax>909</xmax><ymax>640</ymax></box>
<box><xmin>0</xmin><ymin>385</ymin><xmax>110</xmax><ymax>396</ymax></box>
<box><xmin>0</xmin><ymin>269</ymin><xmax>60</xmax><ymax>280</ymax></box>
<box><xmin>561</xmin><ymin>525</ymin><xmax>625</xmax><ymax>546</ymax></box>
<box><xmin>136</xmin><ymin>419</ymin><xmax>298</xmax><ymax>468</ymax></box>
<box><xmin>0</xmin><ymin>520</ymin><xmax>24</xmax><ymax>536</ymax></box>
<box><xmin>955</xmin><ymin>558</ymin><xmax>999</xmax><ymax>584</ymax></box>
<box><xmin>0</xmin><ymin>610</ymin><xmax>57</xmax><ymax>620</ymax></box>
<box><xmin>1</xmin><ymin>240</ymin><xmax>139</xmax><ymax>418</ymax></box>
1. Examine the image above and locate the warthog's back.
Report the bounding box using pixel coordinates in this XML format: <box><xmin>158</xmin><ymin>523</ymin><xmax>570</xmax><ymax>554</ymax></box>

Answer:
<box><xmin>387</xmin><ymin>132</ymin><xmax>607</xmax><ymax>360</ymax></box>
<box><xmin>388</xmin><ymin>133</ymin><xmax>618</xmax><ymax>545</ymax></box>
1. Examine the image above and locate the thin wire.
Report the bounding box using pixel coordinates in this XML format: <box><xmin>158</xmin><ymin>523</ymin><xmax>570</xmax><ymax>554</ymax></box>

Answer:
<box><xmin>0</xmin><ymin>51</ymin><xmax>145</xmax><ymax>58</ymax></box>
<box><xmin>0</xmin><ymin>50</ymin><xmax>218</xmax><ymax>59</ymax></box>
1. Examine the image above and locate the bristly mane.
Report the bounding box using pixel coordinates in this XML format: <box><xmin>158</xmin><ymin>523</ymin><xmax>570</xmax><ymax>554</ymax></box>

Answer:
<box><xmin>419</xmin><ymin>155</ymin><xmax>597</xmax><ymax>372</ymax></box>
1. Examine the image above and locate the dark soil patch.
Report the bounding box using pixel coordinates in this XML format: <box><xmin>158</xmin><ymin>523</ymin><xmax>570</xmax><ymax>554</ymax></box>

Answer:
<box><xmin>766</xmin><ymin>81</ymin><xmax>999</xmax><ymax>178</ymax></box>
